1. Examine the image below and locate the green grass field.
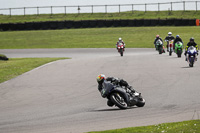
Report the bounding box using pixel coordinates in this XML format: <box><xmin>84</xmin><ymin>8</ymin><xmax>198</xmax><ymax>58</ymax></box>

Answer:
<box><xmin>0</xmin><ymin>11</ymin><xmax>200</xmax><ymax>24</ymax></box>
<box><xmin>0</xmin><ymin>58</ymin><xmax>67</xmax><ymax>83</ymax></box>
<box><xmin>88</xmin><ymin>120</ymin><xmax>200</xmax><ymax>133</ymax></box>
<box><xmin>0</xmin><ymin>26</ymin><xmax>199</xmax><ymax>49</ymax></box>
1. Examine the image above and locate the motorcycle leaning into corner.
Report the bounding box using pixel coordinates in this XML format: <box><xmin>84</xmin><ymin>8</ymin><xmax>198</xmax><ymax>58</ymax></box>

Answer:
<box><xmin>156</xmin><ymin>39</ymin><xmax>165</xmax><ymax>54</ymax></box>
<box><xmin>186</xmin><ymin>46</ymin><xmax>198</xmax><ymax>67</ymax></box>
<box><xmin>175</xmin><ymin>41</ymin><xmax>183</xmax><ymax>58</ymax></box>
<box><xmin>117</xmin><ymin>43</ymin><xmax>125</xmax><ymax>56</ymax></box>
<box><xmin>100</xmin><ymin>81</ymin><xmax>145</xmax><ymax>109</ymax></box>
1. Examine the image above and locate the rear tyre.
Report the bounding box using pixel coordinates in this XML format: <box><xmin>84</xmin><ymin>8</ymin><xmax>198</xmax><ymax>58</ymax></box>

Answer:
<box><xmin>110</xmin><ymin>93</ymin><xmax>128</xmax><ymax>109</ymax></box>
<box><xmin>136</xmin><ymin>98</ymin><xmax>145</xmax><ymax>107</ymax></box>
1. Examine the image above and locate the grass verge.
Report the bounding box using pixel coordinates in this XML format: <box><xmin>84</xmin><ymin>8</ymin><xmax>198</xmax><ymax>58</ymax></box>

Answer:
<box><xmin>0</xmin><ymin>26</ymin><xmax>199</xmax><ymax>49</ymax></box>
<box><xmin>88</xmin><ymin>120</ymin><xmax>200</xmax><ymax>133</ymax></box>
<box><xmin>0</xmin><ymin>58</ymin><xmax>68</xmax><ymax>83</ymax></box>
<box><xmin>0</xmin><ymin>11</ymin><xmax>200</xmax><ymax>24</ymax></box>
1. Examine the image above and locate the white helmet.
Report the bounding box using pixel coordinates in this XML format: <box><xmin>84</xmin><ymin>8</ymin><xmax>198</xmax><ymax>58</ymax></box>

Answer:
<box><xmin>168</xmin><ymin>32</ymin><xmax>172</xmax><ymax>35</ymax></box>
<box><xmin>119</xmin><ymin>38</ymin><xmax>122</xmax><ymax>41</ymax></box>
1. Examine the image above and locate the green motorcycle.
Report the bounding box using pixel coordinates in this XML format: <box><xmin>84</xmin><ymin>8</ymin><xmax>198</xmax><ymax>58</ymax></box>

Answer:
<box><xmin>156</xmin><ymin>39</ymin><xmax>164</xmax><ymax>54</ymax></box>
<box><xmin>175</xmin><ymin>41</ymin><xmax>183</xmax><ymax>58</ymax></box>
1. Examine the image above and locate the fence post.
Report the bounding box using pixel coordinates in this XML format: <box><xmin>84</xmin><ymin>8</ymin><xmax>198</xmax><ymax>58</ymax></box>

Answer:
<box><xmin>78</xmin><ymin>6</ymin><xmax>80</xmax><ymax>14</ymax></box>
<box><xmin>119</xmin><ymin>5</ymin><xmax>120</xmax><ymax>13</ymax></box>
<box><xmin>64</xmin><ymin>6</ymin><xmax>66</xmax><ymax>15</ymax></box>
<box><xmin>196</xmin><ymin>1</ymin><xmax>198</xmax><ymax>12</ymax></box>
<box><xmin>171</xmin><ymin>2</ymin><xmax>172</xmax><ymax>11</ymax></box>
<box><xmin>145</xmin><ymin>3</ymin><xmax>147</xmax><ymax>12</ymax></box>
<box><xmin>105</xmin><ymin>5</ymin><xmax>107</xmax><ymax>13</ymax></box>
<box><xmin>51</xmin><ymin>6</ymin><xmax>53</xmax><ymax>15</ymax></box>
<box><xmin>183</xmin><ymin>1</ymin><xmax>185</xmax><ymax>11</ymax></box>
<box><xmin>24</xmin><ymin>7</ymin><xmax>26</xmax><ymax>16</ymax></box>
<box><xmin>9</xmin><ymin>8</ymin><xmax>11</xmax><ymax>17</ymax></box>
<box><xmin>158</xmin><ymin>3</ymin><xmax>160</xmax><ymax>12</ymax></box>
<box><xmin>132</xmin><ymin>4</ymin><xmax>134</xmax><ymax>13</ymax></box>
<box><xmin>92</xmin><ymin>5</ymin><xmax>93</xmax><ymax>14</ymax></box>
<box><xmin>37</xmin><ymin>7</ymin><xmax>39</xmax><ymax>16</ymax></box>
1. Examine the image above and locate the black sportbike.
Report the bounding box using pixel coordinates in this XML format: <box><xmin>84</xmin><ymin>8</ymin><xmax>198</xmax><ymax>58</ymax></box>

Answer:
<box><xmin>100</xmin><ymin>81</ymin><xmax>145</xmax><ymax>109</ymax></box>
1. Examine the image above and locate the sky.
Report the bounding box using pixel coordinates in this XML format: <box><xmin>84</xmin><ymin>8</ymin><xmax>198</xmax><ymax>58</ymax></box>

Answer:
<box><xmin>0</xmin><ymin>0</ymin><xmax>197</xmax><ymax>8</ymax></box>
<box><xmin>0</xmin><ymin>0</ymin><xmax>199</xmax><ymax>15</ymax></box>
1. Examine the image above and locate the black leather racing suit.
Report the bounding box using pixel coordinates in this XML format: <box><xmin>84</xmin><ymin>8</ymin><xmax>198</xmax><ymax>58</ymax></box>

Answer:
<box><xmin>98</xmin><ymin>77</ymin><xmax>135</xmax><ymax>93</ymax></box>
<box><xmin>154</xmin><ymin>37</ymin><xmax>163</xmax><ymax>48</ymax></box>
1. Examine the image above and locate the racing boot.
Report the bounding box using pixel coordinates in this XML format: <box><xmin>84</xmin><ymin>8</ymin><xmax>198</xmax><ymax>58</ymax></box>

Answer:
<box><xmin>107</xmin><ymin>100</ymin><xmax>114</xmax><ymax>107</ymax></box>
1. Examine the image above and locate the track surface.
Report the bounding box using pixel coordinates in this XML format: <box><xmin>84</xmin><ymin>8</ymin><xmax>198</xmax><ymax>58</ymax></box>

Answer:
<box><xmin>0</xmin><ymin>48</ymin><xmax>200</xmax><ymax>133</ymax></box>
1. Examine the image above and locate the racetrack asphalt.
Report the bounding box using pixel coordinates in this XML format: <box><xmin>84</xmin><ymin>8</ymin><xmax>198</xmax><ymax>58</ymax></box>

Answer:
<box><xmin>0</xmin><ymin>48</ymin><xmax>200</xmax><ymax>133</ymax></box>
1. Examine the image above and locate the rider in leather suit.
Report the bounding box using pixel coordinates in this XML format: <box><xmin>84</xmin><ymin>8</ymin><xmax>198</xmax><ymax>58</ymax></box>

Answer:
<box><xmin>97</xmin><ymin>74</ymin><xmax>135</xmax><ymax>106</ymax></box>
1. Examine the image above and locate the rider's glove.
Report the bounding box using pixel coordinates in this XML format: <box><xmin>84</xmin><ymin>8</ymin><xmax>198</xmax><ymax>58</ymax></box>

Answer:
<box><xmin>127</xmin><ymin>86</ymin><xmax>135</xmax><ymax>93</ymax></box>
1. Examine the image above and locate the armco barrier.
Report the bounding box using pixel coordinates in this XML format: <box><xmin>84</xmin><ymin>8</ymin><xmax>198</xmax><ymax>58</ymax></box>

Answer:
<box><xmin>0</xmin><ymin>19</ymin><xmax>196</xmax><ymax>31</ymax></box>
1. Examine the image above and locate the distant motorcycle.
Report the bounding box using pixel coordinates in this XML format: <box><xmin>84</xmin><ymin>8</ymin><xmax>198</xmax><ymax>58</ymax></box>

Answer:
<box><xmin>100</xmin><ymin>81</ymin><xmax>145</xmax><ymax>109</ymax></box>
<box><xmin>186</xmin><ymin>46</ymin><xmax>198</xmax><ymax>67</ymax></box>
<box><xmin>175</xmin><ymin>41</ymin><xmax>183</xmax><ymax>58</ymax></box>
<box><xmin>156</xmin><ymin>39</ymin><xmax>165</xmax><ymax>54</ymax></box>
<box><xmin>117</xmin><ymin>43</ymin><xmax>125</xmax><ymax>56</ymax></box>
<box><xmin>166</xmin><ymin>40</ymin><xmax>174</xmax><ymax>56</ymax></box>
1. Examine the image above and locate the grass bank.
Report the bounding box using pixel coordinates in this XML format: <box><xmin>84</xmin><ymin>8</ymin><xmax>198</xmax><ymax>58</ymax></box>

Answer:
<box><xmin>88</xmin><ymin>120</ymin><xmax>200</xmax><ymax>133</ymax></box>
<box><xmin>0</xmin><ymin>11</ymin><xmax>199</xmax><ymax>24</ymax></box>
<box><xmin>0</xmin><ymin>58</ymin><xmax>68</xmax><ymax>83</ymax></box>
<box><xmin>0</xmin><ymin>26</ymin><xmax>199</xmax><ymax>49</ymax></box>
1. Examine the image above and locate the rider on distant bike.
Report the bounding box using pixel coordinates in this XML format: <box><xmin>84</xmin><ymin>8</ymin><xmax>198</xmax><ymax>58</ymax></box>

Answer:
<box><xmin>165</xmin><ymin>32</ymin><xmax>175</xmax><ymax>52</ymax></box>
<box><xmin>116</xmin><ymin>38</ymin><xmax>125</xmax><ymax>49</ymax></box>
<box><xmin>97</xmin><ymin>74</ymin><xmax>135</xmax><ymax>106</ymax></box>
<box><xmin>184</xmin><ymin>37</ymin><xmax>199</xmax><ymax>61</ymax></box>
<box><xmin>154</xmin><ymin>35</ymin><xmax>163</xmax><ymax>48</ymax></box>
<box><xmin>154</xmin><ymin>35</ymin><xmax>165</xmax><ymax>52</ymax></box>
<box><xmin>173</xmin><ymin>35</ymin><xmax>183</xmax><ymax>50</ymax></box>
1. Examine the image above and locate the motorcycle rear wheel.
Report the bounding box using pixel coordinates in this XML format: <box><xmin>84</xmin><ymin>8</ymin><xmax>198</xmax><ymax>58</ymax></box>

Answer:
<box><xmin>110</xmin><ymin>93</ymin><xmax>128</xmax><ymax>109</ymax></box>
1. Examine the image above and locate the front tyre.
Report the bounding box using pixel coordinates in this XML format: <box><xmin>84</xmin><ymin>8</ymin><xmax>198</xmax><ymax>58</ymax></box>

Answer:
<box><xmin>120</xmin><ymin>48</ymin><xmax>123</xmax><ymax>56</ymax></box>
<box><xmin>136</xmin><ymin>98</ymin><xmax>145</xmax><ymax>107</ymax></box>
<box><xmin>159</xmin><ymin>47</ymin><xmax>162</xmax><ymax>54</ymax></box>
<box><xmin>189</xmin><ymin>57</ymin><xmax>194</xmax><ymax>67</ymax></box>
<box><xmin>177</xmin><ymin>49</ymin><xmax>182</xmax><ymax>58</ymax></box>
<box><xmin>110</xmin><ymin>93</ymin><xmax>128</xmax><ymax>109</ymax></box>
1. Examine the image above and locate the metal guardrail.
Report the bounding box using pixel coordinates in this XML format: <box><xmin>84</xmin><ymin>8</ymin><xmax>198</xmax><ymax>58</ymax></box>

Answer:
<box><xmin>0</xmin><ymin>1</ymin><xmax>199</xmax><ymax>16</ymax></box>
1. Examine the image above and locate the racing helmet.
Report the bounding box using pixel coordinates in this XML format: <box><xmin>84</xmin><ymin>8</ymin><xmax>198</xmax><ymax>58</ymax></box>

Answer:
<box><xmin>168</xmin><ymin>32</ymin><xmax>172</xmax><ymax>36</ymax></box>
<box><xmin>190</xmin><ymin>37</ymin><xmax>194</xmax><ymax>42</ymax></box>
<box><xmin>97</xmin><ymin>74</ymin><xmax>106</xmax><ymax>84</ymax></box>
<box><xmin>176</xmin><ymin>35</ymin><xmax>180</xmax><ymax>38</ymax></box>
<box><xmin>119</xmin><ymin>38</ymin><xmax>122</xmax><ymax>41</ymax></box>
<box><xmin>156</xmin><ymin>35</ymin><xmax>159</xmax><ymax>38</ymax></box>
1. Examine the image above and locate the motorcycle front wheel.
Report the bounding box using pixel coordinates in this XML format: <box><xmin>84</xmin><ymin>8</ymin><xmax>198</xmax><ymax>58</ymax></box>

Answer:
<box><xmin>120</xmin><ymin>49</ymin><xmax>123</xmax><ymax>56</ymax></box>
<box><xmin>136</xmin><ymin>97</ymin><xmax>145</xmax><ymax>107</ymax></box>
<box><xmin>110</xmin><ymin>93</ymin><xmax>128</xmax><ymax>109</ymax></box>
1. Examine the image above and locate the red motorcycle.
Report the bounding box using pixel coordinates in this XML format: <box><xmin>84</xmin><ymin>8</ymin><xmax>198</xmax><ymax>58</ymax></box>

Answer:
<box><xmin>117</xmin><ymin>43</ymin><xmax>125</xmax><ymax>56</ymax></box>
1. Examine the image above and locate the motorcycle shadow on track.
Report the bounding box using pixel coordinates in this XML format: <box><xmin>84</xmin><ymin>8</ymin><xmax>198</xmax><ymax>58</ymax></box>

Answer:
<box><xmin>93</xmin><ymin>106</ymin><xmax>137</xmax><ymax>112</ymax></box>
<box><xmin>181</xmin><ymin>66</ymin><xmax>192</xmax><ymax>69</ymax></box>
